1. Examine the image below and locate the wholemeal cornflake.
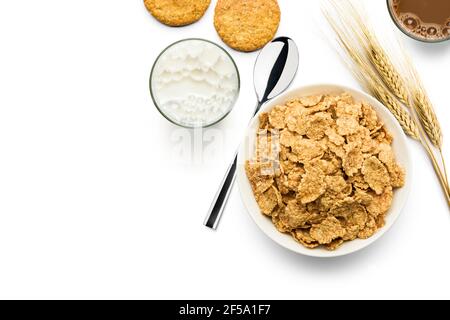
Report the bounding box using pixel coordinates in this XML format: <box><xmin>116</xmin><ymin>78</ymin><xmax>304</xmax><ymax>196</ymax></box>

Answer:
<box><xmin>305</xmin><ymin>112</ymin><xmax>333</xmax><ymax>140</ymax></box>
<box><xmin>335</xmin><ymin>92</ymin><xmax>354</xmax><ymax>104</ymax></box>
<box><xmin>299</xmin><ymin>95</ymin><xmax>323</xmax><ymax>107</ymax></box>
<box><xmin>325</xmin><ymin>175</ymin><xmax>350</xmax><ymax>194</ymax></box>
<box><xmin>332</xmin><ymin>199</ymin><xmax>368</xmax><ymax>241</ymax></box>
<box><xmin>286</xmin><ymin>98</ymin><xmax>302</xmax><ymax>108</ymax></box>
<box><xmin>286</xmin><ymin>151</ymin><xmax>300</xmax><ymax>163</ymax></box>
<box><xmin>280</xmin><ymin>159</ymin><xmax>297</xmax><ymax>172</ymax></box>
<box><xmin>387</xmin><ymin>164</ymin><xmax>405</xmax><ymax>188</ymax></box>
<box><xmin>245</xmin><ymin>161</ymin><xmax>275</xmax><ymax>194</ymax></box>
<box><xmin>269</xmin><ymin>105</ymin><xmax>287</xmax><ymax>129</ymax></box>
<box><xmin>357</xmin><ymin>215</ymin><xmax>378</xmax><ymax>239</ymax></box>
<box><xmin>311</xmin><ymin>158</ymin><xmax>340</xmax><ymax>176</ymax></box>
<box><xmin>281</xmin><ymin>192</ymin><xmax>296</xmax><ymax>205</ymax></box>
<box><xmin>287</xmin><ymin>166</ymin><xmax>305</xmax><ymax>191</ymax></box>
<box><xmin>376</xmin><ymin>214</ymin><xmax>386</xmax><ymax>228</ymax></box>
<box><xmin>280</xmin><ymin>130</ymin><xmax>297</xmax><ymax>147</ymax></box>
<box><xmin>336</xmin><ymin>101</ymin><xmax>362</xmax><ymax>119</ymax></box>
<box><xmin>256</xmin><ymin>186</ymin><xmax>280</xmax><ymax>216</ymax></box>
<box><xmin>259</xmin><ymin>112</ymin><xmax>269</xmax><ymax>129</ymax></box>
<box><xmin>275</xmin><ymin>174</ymin><xmax>290</xmax><ymax>195</ymax></box>
<box><xmin>294</xmin><ymin>116</ymin><xmax>309</xmax><ymax>136</ymax></box>
<box><xmin>353</xmin><ymin>188</ymin><xmax>373</xmax><ymax>205</ymax></box>
<box><xmin>255</xmin><ymin>129</ymin><xmax>272</xmax><ymax>161</ymax></box>
<box><xmin>325</xmin><ymin>127</ymin><xmax>345</xmax><ymax>146</ymax></box>
<box><xmin>280</xmin><ymin>200</ymin><xmax>314</xmax><ymax>229</ymax></box>
<box><xmin>306</xmin><ymin>200</ymin><xmax>322</xmax><ymax>216</ymax></box>
<box><xmin>366</xmin><ymin>186</ymin><xmax>393</xmax><ymax>217</ymax></box>
<box><xmin>279</xmin><ymin>145</ymin><xmax>289</xmax><ymax>161</ymax></box>
<box><xmin>349</xmin><ymin>173</ymin><xmax>370</xmax><ymax>190</ymax></box>
<box><xmin>307</xmin><ymin>100</ymin><xmax>333</xmax><ymax>114</ymax></box>
<box><xmin>341</xmin><ymin>224</ymin><xmax>359</xmax><ymax>241</ymax></box>
<box><xmin>310</xmin><ymin>216</ymin><xmax>346</xmax><ymax>245</ymax></box>
<box><xmin>347</xmin><ymin>127</ymin><xmax>375</xmax><ymax>153</ymax></box>
<box><xmin>336</xmin><ymin>116</ymin><xmax>360</xmax><ymax>136</ymax></box>
<box><xmin>328</xmin><ymin>141</ymin><xmax>346</xmax><ymax>159</ymax></box>
<box><xmin>272</xmin><ymin>213</ymin><xmax>291</xmax><ymax>233</ymax></box>
<box><xmin>325</xmin><ymin>238</ymin><xmax>345</xmax><ymax>251</ymax></box>
<box><xmin>285</xmin><ymin>114</ymin><xmax>298</xmax><ymax>132</ymax></box>
<box><xmin>292</xmin><ymin>229</ymin><xmax>319</xmax><ymax>249</ymax></box>
<box><xmin>245</xmin><ymin>92</ymin><xmax>405</xmax><ymax>250</ymax></box>
<box><xmin>342</xmin><ymin>143</ymin><xmax>364</xmax><ymax>177</ymax></box>
<box><xmin>361</xmin><ymin>156</ymin><xmax>391</xmax><ymax>195</ymax></box>
<box><xmin>377</xmin><ymin>143</ymin><xmax>405</xmax><ymax>188</ymax></box>
<box><xmin>373</xmin><ymin>127</ymin><xmax>394</xmax><ymax>144</ymax></box>
<box><xmin>318</xmin><ymin>191</ymin><xmax>349</xmax><ymax>213</ymax></box>
<box><xmin>361</xmin><ymin>103</ymin><xmax>380</xmax><ymax>131</ymax></box>
<box><xmin>297</xmin><ymin>165</ymin><xmax>327</xmax><ymax>204</ymax></box>
<box><xmin>291</xmin><ymin>138</ymin><xmax>325</xmax><ymax>162</ymax></box>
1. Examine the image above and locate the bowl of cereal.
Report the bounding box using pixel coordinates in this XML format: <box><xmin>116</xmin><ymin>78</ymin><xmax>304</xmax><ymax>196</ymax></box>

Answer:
<box><xmin>237</xmin><ymin>84</ymin><xmax>411</xmax><ymax>258</ymax></box>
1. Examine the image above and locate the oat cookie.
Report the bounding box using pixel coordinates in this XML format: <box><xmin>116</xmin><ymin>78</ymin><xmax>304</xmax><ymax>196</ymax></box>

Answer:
<box><xmin>214</xmin><ymin>0</ymin><xmax>281</xmax><ymax>52</ymax></box>
<box><xmin>144</xmin><ymin>0</ymin><xmax>211</xmax><ymax>27</ymax></box>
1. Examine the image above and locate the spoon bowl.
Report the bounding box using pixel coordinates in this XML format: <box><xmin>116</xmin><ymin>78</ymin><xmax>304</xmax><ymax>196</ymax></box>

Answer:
<box><xmin>254</xmin><ymin>37</ymin><xmax>299</xmax><ymax>105</ymax></box>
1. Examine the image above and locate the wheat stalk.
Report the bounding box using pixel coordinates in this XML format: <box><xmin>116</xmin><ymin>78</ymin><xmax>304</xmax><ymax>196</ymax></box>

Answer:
<box><xmin>350</xmin><ymin>50</ymin><xmax>449</xmax><ymax>200</ymax></box>
<box><xmin>409</xmin><ymin>70</ymin><xmax>443</xmax><ymax>148</ymax></box>
<box><xmin>353</xmin><ymin>59</ymin><xmax>420</xmax><ymax>140</ymax></box>
<box><xmin>413</xmin><ymin>86</ymin><xmax>449</xmax><ymax>186</ymax></box>
<box><xmin>406</xmin><ymin>55</ymin><xmax>447</xmax><ymax>186</ymax></box>
<box><xmin>413</xmin><ymin>90</ymin><xmax>443</xmax><ymax>148</ymax></box>
<box><xmin>323</xmin><ymin>0</ymin><xmax>450</xmax><ymax>203</ymax></box>
<box><xmin>364</xmin><ymin>9</ymin><xmax>448</xmax><ymax>195</ymax></box>
<box><xmin>344</xmin><ymin>3</ymin><xmax>410</xmax><ymax>106</ymax></box>
<box><xmin>323</xmin><ymin>7</ymin><xmax>420</xmax><ymax>140</ymax></box>
<box><xmin>342</xmin><ymin>0</ymin><xmax>444</xmax><ymax>149</ymax></box>
<box><xmin>367</xmin><ymin>43</ymin><xmax>410</xmax><ymax>105</ymax></box>
<box><xmin>374</xmin><ymin>48</ymin><xmax>448</xmax><ymax>186</ymax></box>
<box><xmin>370</xmin><ymin>82</ymin><xmax>420</xmax><ymax>140</ymax></box>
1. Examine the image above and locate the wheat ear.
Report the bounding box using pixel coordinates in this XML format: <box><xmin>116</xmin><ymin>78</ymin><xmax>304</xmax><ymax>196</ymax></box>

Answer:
<box><xmin>323</xmin><ymin>8</ymin><xmax>420</xmax><ymax>140</ymax></box>
<box><xmin>343</xmin><ymin>1</ymin><xmax>410</xmax><ymax>106</ymax></box>
<box><xmin>405</xmin><ymin>56</ymin><xmax>447</xmax><ymax>187</ymax></box>
<box><xmin>323</xmin><ymin>0</ymin><xmax>450</xmax><ymax>203</ymax></box>
<box><xmin>370</xmin><ymin>83</ymin><xmax>420</xmax><ymax>140</ymax></box>
<box><xmin>411</xmin><ymin>80</ymin><xmax>443</xmax><ymax>148</ymax></box>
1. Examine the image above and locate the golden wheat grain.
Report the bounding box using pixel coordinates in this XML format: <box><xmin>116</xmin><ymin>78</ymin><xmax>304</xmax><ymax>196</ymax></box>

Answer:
<box><xmin>413</xmin><ymin>90</ymin><xmax>443</xmax><ymax>148</ymax></box>
<box><xmin>327</xmin><ymin>0</ymin><xmax>410</xmax><ymax>105</ymax></box>
<box><xmin>323</xmin><ymin>0</ymin><xmax>449</xmax><ymax>203</ymax></box>
<box><xmin>358</xmin><ymin>3</ymin><xmax>446</xmax><ymax>186</ymax></box>
<box><xmin>368</xmin><ymin>43</ymin><xmax>410</xmax><ymax>105</ymax></box>
<box><xmin>352</xmin><ymin>0</ymin><xmax>444</xmax><ymax>150</ymax></box>
<box><xmin>371</xmin><ymin>83</ymin><xmax>420</xmax><ymax>140</ymax></box>
<box><xmin>323</xmin><ymin>6</ymin><xmax>419</xmax><ymax>140</ymax></box>
<box><xmin>352</xmin><ymin>64</ymin><xmax>420</xmax><ymax>140</ymax></box>
<box><xmin>408</xmin><ymin>68</ymin><xmax>443</xmax><ymax>148</ymax></box>
<box><xmin>349</xmin><ymin>7</ymin><xmax>410</xmax><ymax>105</ymax></box>
<box><xmin>362</xmin><ymin>25</ymin><xmax>444</xmax><ymax>150</ymax></box>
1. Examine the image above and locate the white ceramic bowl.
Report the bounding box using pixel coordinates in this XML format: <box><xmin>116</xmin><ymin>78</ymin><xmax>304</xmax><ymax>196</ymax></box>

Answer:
<box><xmin>237</xmin><ymin>84</ymin><xmax>412</xmax><ymax>258</ymax></box>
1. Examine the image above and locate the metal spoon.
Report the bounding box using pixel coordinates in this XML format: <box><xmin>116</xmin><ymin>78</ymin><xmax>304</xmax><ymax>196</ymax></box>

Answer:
<box><xmin>204</xmin><ymin>37</ymin><xmax>299</xmax><ymax>230</ymax></box>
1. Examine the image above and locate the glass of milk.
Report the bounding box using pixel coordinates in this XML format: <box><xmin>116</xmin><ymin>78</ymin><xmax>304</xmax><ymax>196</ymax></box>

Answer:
<box><xmin>150</xmin><ymin>39</ymin><xmax>240</xmax><ymax>128</ymax></box>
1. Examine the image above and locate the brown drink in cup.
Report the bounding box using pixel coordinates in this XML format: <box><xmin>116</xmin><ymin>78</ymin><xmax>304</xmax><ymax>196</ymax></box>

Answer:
<box><xmin>388</xmin><ymin>0</ymin><xmax>450</xmax><ymax>42</ymax></box>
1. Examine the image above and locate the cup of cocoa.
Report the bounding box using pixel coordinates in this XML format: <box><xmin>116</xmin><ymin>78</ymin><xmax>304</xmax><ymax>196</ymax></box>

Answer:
<box><xmin>387</xmin><ymin>0</ymin><xmax>450</xmax><ymax>43</ymax></box>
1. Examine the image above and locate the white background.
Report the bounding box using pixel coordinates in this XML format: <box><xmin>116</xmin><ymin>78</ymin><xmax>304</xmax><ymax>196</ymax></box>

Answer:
<box><xmin>0</xmin><ymin>0</ymin><xmax>449</xmax><ymax>300</ymax></box>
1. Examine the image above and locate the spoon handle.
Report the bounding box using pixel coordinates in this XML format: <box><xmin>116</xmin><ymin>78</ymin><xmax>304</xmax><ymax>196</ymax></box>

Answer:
<box><xmin>204</xmin><ymin>153</ymin><xmax>237</xmax><ymax>229</ymax></box>
<box><xmin>204</xmin><ymin>101</ymin><xmax>265</xmax><ymax>230</ymax></box>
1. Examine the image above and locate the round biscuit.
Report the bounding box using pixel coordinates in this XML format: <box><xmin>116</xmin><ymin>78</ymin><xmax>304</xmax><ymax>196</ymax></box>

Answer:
<box><xmin>144</xmin><ymin>0</ymin><xmax>211</xmax><ymax>27</ymax></box>
<box><xmin>214</xmin><ymin>0</ymin><xmax>281</xmax><ymax>52</ymax></box>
